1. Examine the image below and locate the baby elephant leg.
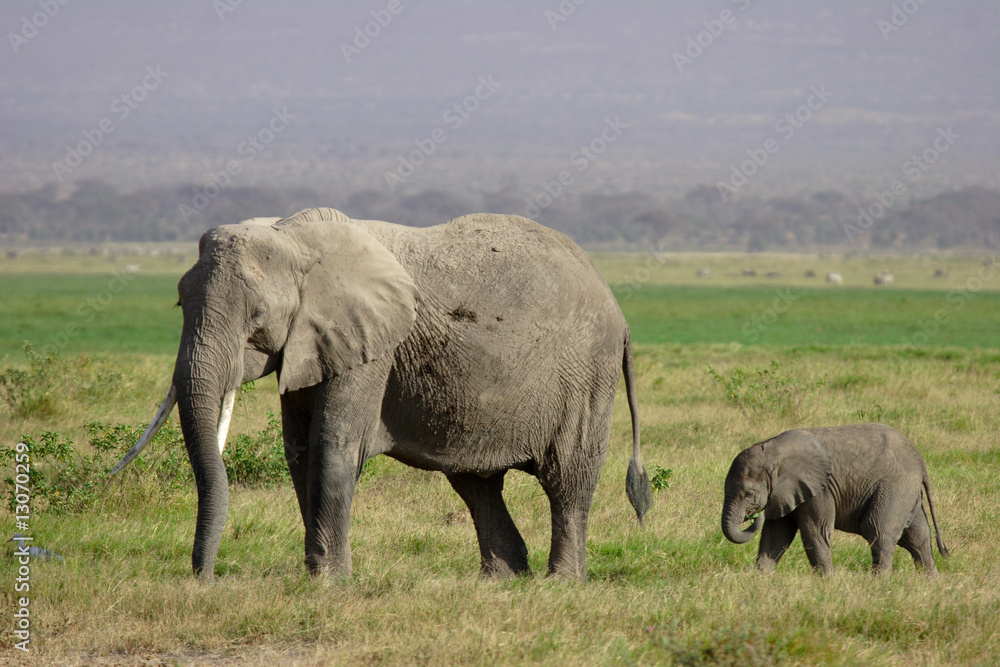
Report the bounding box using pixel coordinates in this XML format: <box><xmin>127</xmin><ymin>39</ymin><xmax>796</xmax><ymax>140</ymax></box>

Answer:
<box><xmin>796</xmin><ymin>497</ymin><xmax>835</xmax><ymax>575</ymax></box>
<box><xmin>756</xmin><ymin>516</ymin><xmax>798</xmax><ymax>573</ymax></box>
<box><xmin>860</xmin><ymin>487</ymin><xmax>916</xmax><ymax>575</ymax></box>
<box><xmin>897</xmin><ymin>502</ymin><xmax>937</xmax><ymax>575</ymax></box>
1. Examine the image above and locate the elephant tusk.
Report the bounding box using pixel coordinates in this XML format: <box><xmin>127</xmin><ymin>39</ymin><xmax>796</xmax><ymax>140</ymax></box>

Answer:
<box><xmin>110</xmin><ymin>385</ymin><xmax>178</xmax><ymax>475</ymax></box>
<box><xmin>216</xmin><ymin>389</ymin><xmax>236</xmax><ymax>454</ymax></box>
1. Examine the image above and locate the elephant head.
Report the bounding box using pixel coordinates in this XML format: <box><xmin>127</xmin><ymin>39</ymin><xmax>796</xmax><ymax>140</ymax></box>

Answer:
<box><xmin>113</xmin><ymin>208</ymin><xmax>417</xmax><ymax>577</ymax></box>
<box><xmin>721</xmin><ymin>431</ymin><xmax>832</xmax><ymax>544</ymax></box>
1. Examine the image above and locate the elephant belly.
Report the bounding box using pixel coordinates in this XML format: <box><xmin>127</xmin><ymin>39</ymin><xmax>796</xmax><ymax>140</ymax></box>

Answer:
<box><xmin>379</xmin><ymin>335</ymin><xmax>610</xmax><ymax>476</ymax></box>
<box><xmin>380</xmin><ymin>375</ymin><xmax>549</xmax><ymax>475</ymax></box>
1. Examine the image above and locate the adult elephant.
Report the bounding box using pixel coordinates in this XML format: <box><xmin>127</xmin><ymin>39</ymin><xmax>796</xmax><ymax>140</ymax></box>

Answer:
<box><xmin>114</xmin><ymin>208</ymin><xmax>651</xmax><ymax>580</ymax></box>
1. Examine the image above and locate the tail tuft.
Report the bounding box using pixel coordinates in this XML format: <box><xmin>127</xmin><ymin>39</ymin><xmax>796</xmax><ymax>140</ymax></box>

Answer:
<box><xmin>626</xmin><ymin>458</ymin><xmax>653</xmax><ymax>524</ymax></box>
<box><xmin>936</xmin><ymin>535</ymin><xmax>950</xmax><ymax>559</ymax></box>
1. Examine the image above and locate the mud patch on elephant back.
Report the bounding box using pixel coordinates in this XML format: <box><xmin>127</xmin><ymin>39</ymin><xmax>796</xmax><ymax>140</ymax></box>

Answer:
<box><xmin>449</xmin><ymin>305</ymin><xmax>478</xmax><ymax>322</ymax></box>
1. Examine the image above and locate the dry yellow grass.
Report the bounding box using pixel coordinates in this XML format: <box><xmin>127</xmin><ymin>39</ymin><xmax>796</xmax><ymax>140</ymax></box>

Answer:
<box><xmin>3</xmin><ymin>342</ymin><xmax>998</xmax><ymax>666</ymax></box>
<box><xmin>3</xmin><ymin>251</ymin><xmax>998</xmax><ymax>665</ymax></box>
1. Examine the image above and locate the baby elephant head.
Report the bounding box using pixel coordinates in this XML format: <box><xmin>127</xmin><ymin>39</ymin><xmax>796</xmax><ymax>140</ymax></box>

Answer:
<box><xmin>721</xmin><ymin>431</ymin><xmax>833</xmax><ymax>544</ymax></box>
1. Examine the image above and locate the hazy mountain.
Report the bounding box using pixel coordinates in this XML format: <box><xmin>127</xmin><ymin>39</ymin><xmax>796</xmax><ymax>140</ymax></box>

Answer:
<box><xmin>1</xmin><ymin>1</ymin><xmax>997</xmax><ymax>215</ymax></box>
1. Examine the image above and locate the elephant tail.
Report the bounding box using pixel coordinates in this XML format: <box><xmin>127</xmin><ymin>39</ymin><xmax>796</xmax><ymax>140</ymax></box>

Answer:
<box><xmin>923</xmin><ymin>472</ymin><xmax>949</xmax><ymax>558</ymax></box>
<box><xmin>623</xmin><ymin>331</ymin><xmax>652</xmax><ymax>524</ymax></box>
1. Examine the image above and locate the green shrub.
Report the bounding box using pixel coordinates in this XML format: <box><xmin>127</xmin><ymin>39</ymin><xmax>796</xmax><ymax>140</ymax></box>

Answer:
<box><xmin>1</xmin><ymin>420</ymin><xmax>191</xmax><ymax>514</ymax></box>
<box><xmin>649</xmin><ymin>622</ymin><xmax>791</xmax><ymax>666</ymax></box>
<box><xmin>1</xmin><ymin>409</ymin><xmax>289</xmax><ymax>515</ymax></box>
<box><xmin>649</xmin><ymin>465</ymin><xmax>673</xmax><ymax>491</ymax></box>
<box><xmin>223</xmin><ymin>410</ymin><xmax>288</xmax><ymax>487</ymax></box>
<box><xmin>0</xmin><ymin>342</ymin><xmax>120</xmax><ymax>419</ymax></box>
<box><xmin>855</xmin><ymin>402</ymin><xmax>885</xmax><ymax>422</ymax></box>
<box><xmin>706</xmin><ymin>360</ymin><xmax>826</xmax><ymax>424</ymax></box>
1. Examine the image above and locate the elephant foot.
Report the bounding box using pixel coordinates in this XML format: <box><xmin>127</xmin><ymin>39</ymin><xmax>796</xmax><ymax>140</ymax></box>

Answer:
<box><xmin>305</xmin><ymin>554</ymin><xmax>352</xmax><ymax>579</ymax></box>
<box><xmin>481</xmin><ymin>559</ymin><xmax>532</xmax><ymax>579</ymax></box>
<box><xmin>755</xmin><ymin>559</ymin><xmax>777</xmax><ymax>574</ymax></box>
<box><xmin>545</xmin><ymin>568</ymin><xmax>586</xmax><ymax>581</ymax></box>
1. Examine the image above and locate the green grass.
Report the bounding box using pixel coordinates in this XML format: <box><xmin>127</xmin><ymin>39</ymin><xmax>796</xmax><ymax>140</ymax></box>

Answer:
<box><xmin>4</xmin><ymin>252</ymin><xmax>1000</xmax><ymax>358</ymax></box>
<box><xmin>0</xmin><ymin>273</ymin><xmax>182</xmax><ymax>358</ymax></box>
<box><xmin>618</xmin><ymin>284</ymin><xmax>1000</xmax><ymax>347</ymax></box>
<box><xmin>2</xmin><ymin>250</ymin><xmax>999</xmax><ymax>665</ymax></box>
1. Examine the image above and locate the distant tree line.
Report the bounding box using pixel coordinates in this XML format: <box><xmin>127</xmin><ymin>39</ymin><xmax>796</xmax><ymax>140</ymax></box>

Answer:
<box><xmin>2</xmin><ymin>179</ymin><xmax>998</xmax><ymax>252</ymax></box>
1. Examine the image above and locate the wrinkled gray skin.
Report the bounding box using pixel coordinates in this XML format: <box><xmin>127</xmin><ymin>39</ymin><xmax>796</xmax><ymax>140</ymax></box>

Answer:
<box><xmin>722</xmin><ymin>423</ymin><xmax>948</xmax><ymax>575</ymax></box>
<box><xmin>158</xmin><ymin>208</ymin><xmax>650</xmax><ymax>580</ymax></box>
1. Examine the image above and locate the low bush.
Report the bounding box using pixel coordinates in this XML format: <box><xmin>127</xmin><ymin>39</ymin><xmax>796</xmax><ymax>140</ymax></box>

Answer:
<box><xmin>223</xmin><ymin>410</ymin><xmax>288</xmax><ymax>487</ymax></box>
<box><xmin>2</xmin><ymin>411</ymin><xmax>289</xmax><ymax>516</ymax></box>
<box><xmin>706</xmin><ymin>360</ymin><xmax>827</xmax><ymax>424</ymax></box>
<box><xmin>0</xmin><ymin>342</ymin><xmax>121</xmax><ymax>419</ymax></box>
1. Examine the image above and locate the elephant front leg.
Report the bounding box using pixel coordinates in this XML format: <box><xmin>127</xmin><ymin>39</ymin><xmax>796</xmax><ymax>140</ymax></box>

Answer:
<box><xmin>447</xmin><ymin>472</ymin><xmax>530</xmax><ymax>578</ymax></box>
<box><xmin>282</xmin><ymin>387</ymin><xmax>352</xmax><ymax>576</ymax></box>
<box><xmin>796</xmin><ymin>498</ymin><xmax>835</xmax><ymax>575</ymax></box>
<box><xmin>281</xmin><ymin>390</ymin><xmax>313</xmax><ymax>530</ymax></box>
<box><xmin>756</xmin><ymin>516</ymin><xmax>798</xmax><ymax>573</ymax></box>
<box><xmin>304</xmin><ymin>362</ymin><xmax>390</xmax><ymax>577</ymax></box>
<box><xmin>304</xmin><ymin>443</ymin><xmax>359</xmax><ymax>577</ymax></box>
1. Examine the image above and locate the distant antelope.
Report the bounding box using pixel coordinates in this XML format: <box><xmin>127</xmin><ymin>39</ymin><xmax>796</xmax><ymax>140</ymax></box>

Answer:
<box><xmin>874</xmin><ymin>270</ymin><xmax>894</xmax><ymax>285</ymax></box>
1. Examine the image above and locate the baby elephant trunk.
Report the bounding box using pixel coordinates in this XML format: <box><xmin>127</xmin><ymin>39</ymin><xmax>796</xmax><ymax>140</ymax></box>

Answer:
<box><xmin>721</xmin><ymin>499</ymin><xmax>764</xmax><ymax>544</ymax></box>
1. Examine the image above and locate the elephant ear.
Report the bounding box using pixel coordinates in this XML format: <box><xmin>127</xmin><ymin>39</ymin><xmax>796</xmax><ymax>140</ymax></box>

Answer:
<box><xmin>765</xmin><ymin>431</ymin><xmax>832</xmax><ymax>519</ymax></box>
<box><xmin>276</xmin><ymin>210</ymin><xmax>417</xmax><ymax>393</ymax></box>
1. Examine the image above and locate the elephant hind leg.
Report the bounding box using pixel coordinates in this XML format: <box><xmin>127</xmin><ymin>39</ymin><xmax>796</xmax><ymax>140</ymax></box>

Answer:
<box><xmin>861</xmin><ymin>487</ymin><xmax>922</xmax><ymax>576</ymax></box>
<box><xmin>535</xmin><ymin>392</ymin><xmax>612</xmax><ymax>580</ymax></box>
<box><xmin>898</xmin><ymin>503</ymin><xmax>937</xmax><ymax>574</ymax></box>
<box><xmin>447</xmin><ymin>472</ymin><xmax>530</xmax><ymax>578</ymax></box>
<box><xmin>536</xmin><ymin>463</ymin><xmax>601</xmax><ymax>579</ymax></box>
<box><xmin>538</xmin><ymin>480</ymin><xmax>595</xmax><ymax>580</ymax></box>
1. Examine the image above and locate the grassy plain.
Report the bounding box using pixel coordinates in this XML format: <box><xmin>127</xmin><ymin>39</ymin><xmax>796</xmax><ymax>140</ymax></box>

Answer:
<box><xmin>1</xmin><ymin>250</ymin><xmax>999</xmax><ymax>665</ymax></box>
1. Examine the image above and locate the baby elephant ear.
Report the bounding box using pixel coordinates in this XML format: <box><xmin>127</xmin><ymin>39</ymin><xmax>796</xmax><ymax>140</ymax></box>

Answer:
<box><xmin>277</xmin><ymin>217</ymin><xmax>417</xmax><ymax>393</ymax></box>
<box><xmin>765</xmin><ymin>431</ymin><xmax>832</xmax><ymax>519</ymax></box>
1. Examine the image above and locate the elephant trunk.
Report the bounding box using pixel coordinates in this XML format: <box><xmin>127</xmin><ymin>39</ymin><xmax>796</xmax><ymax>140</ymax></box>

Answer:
<box><xmin>173</xmin><ymin>324</ymin><xmax>244</xmax><ymax>579</ymax></box>
<box><xmin>721</xmin><ymin>497</ymin><xmax>764</xmax><ymax>544</ymax></box>
<box><xmin>177</xmin><ymin>387</ymin><xmax>229</xmax><ymax>578</ymax></box>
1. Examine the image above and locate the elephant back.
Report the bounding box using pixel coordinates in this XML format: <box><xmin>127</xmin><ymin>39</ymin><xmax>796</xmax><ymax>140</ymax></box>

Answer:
<box><xmin>279</xmin><ymin>207</ymin><xmax>352</xmax><ymax>226</ymax></box>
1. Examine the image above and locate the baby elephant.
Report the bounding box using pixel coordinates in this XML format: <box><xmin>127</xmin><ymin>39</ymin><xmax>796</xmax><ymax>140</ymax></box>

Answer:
<box><xmin>721</xmin><ymin>423</ymin><xmax>949</xmax><ymax>575</ymax></box>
